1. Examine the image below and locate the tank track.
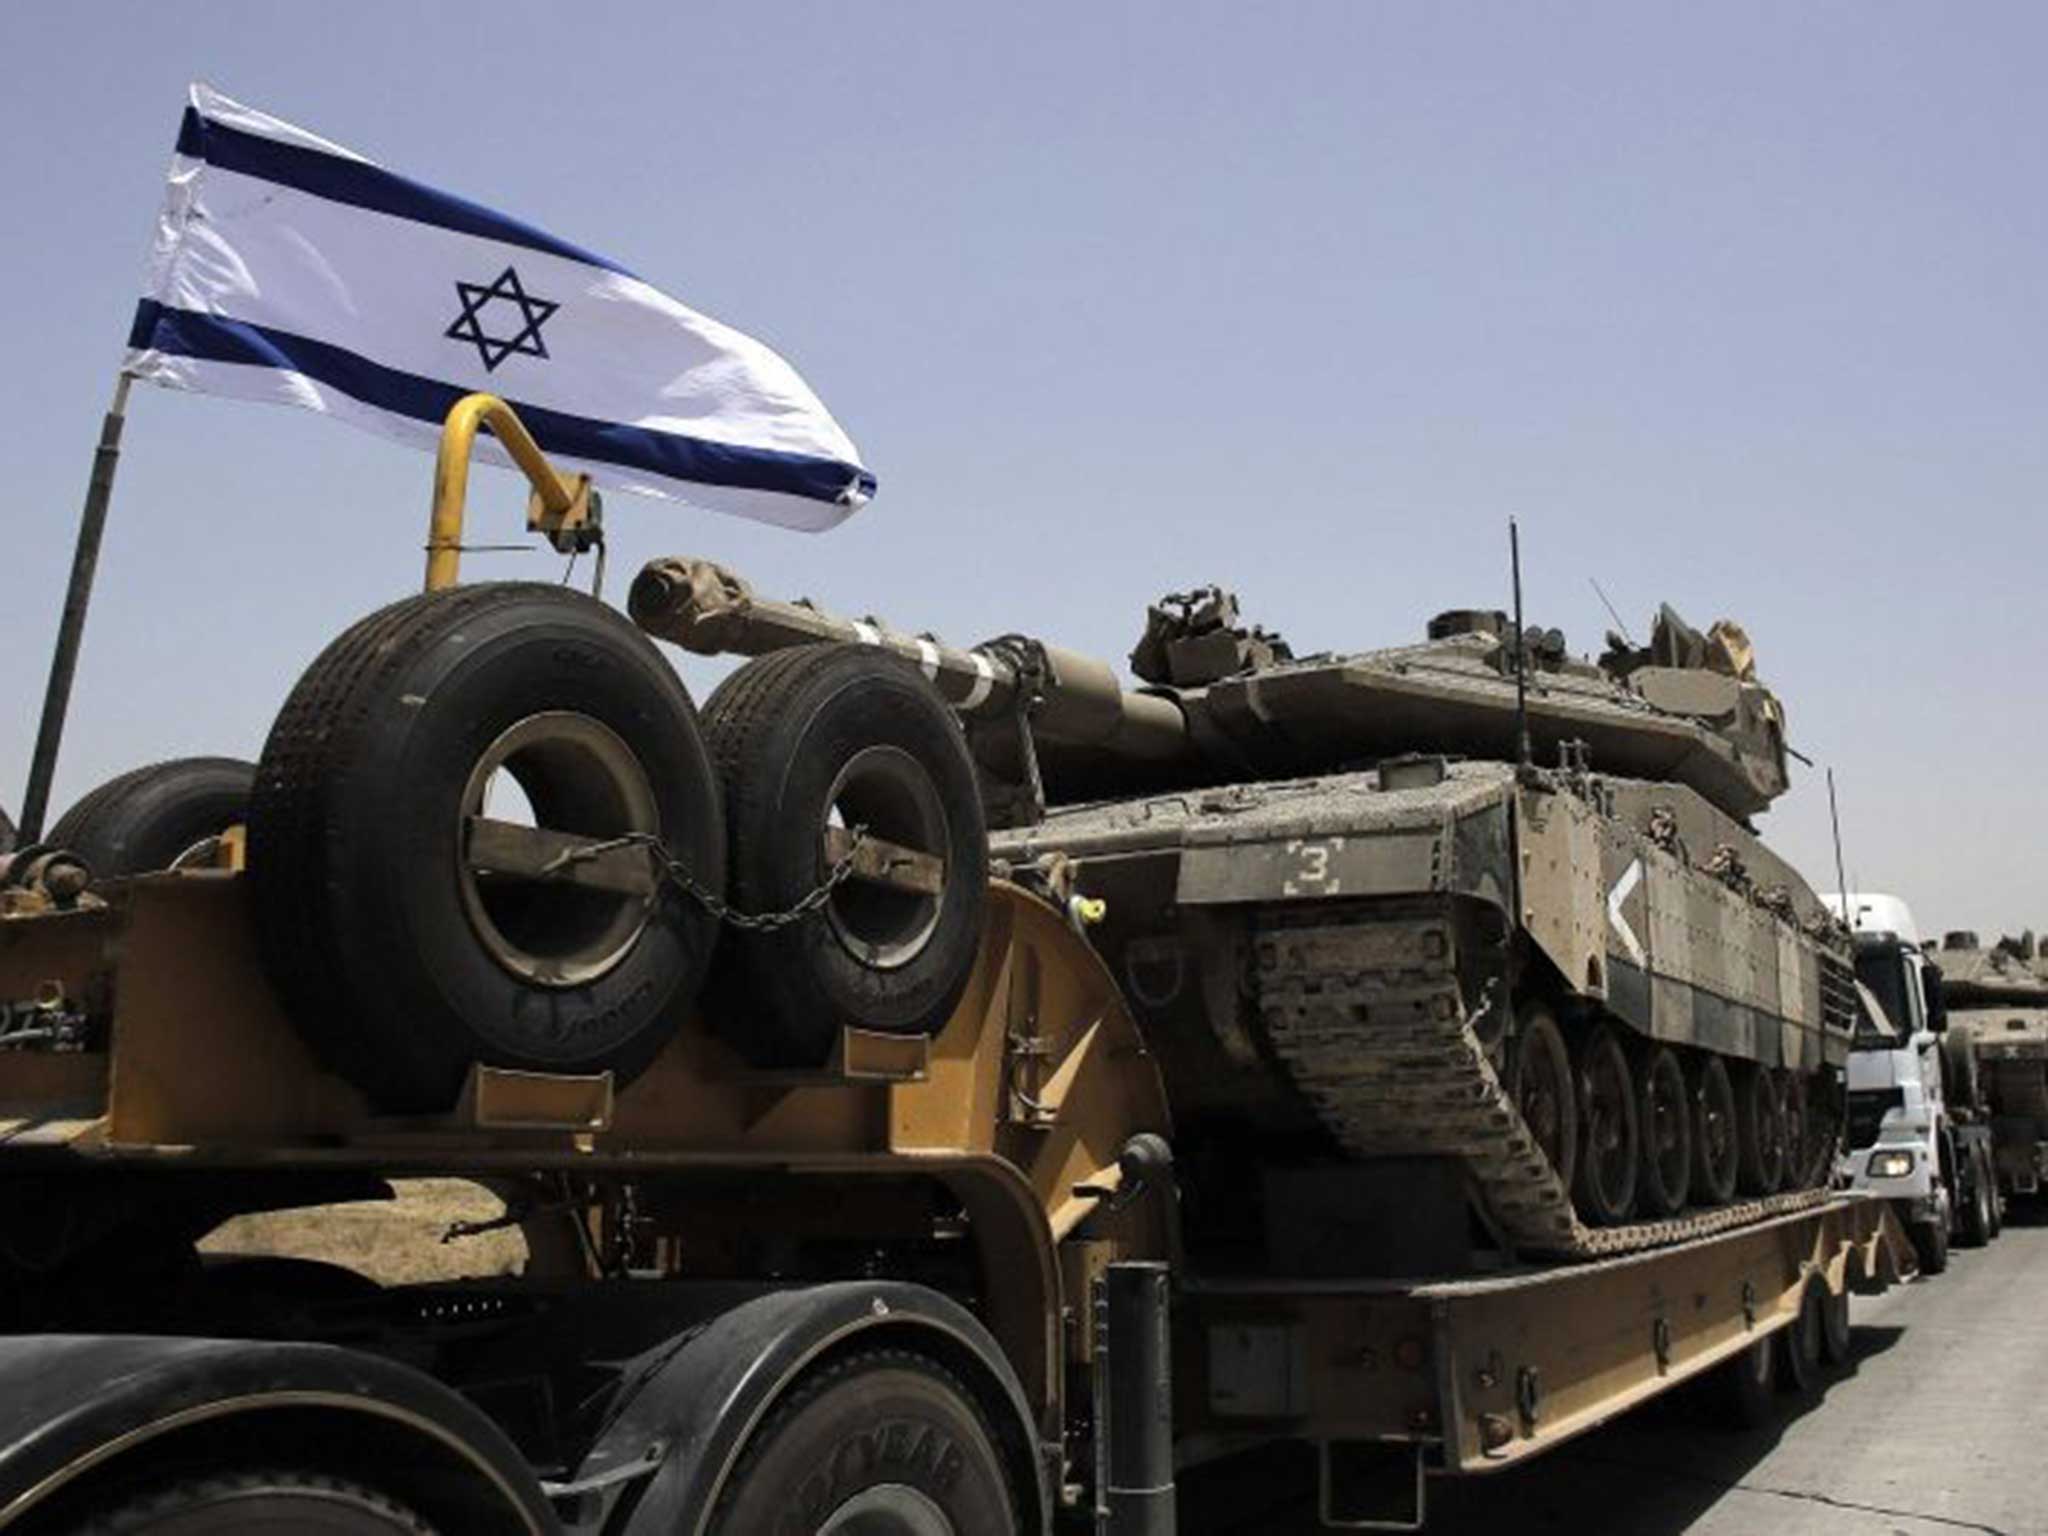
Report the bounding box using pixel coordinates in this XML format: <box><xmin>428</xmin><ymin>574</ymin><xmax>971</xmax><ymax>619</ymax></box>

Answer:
<box><xmin>1251</xmin><ymin>899</ymin><xmax>1832</xmax><ymax>1261</ymax></box>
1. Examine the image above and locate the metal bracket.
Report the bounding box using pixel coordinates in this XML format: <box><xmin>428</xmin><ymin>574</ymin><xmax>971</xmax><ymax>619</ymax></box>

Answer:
<box><xmin>1317</xmin><ymin>1439</ymin><xmax>1427</xmax><ymax>1532</ymax></box>
<box><xmin>448</xmin><ymin>1063</ymin><xmax>615</xmax><ymax>1132</ymax></box>
<box><xmin>738</xmin><ymin>1026</ymin><xmax>931</xmax><ymax>1085</ymax></box>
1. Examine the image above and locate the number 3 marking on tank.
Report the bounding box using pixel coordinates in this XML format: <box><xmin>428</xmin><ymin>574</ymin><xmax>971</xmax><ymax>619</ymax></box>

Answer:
<box><xmin>1282</xmin><ymin>837</ymin><xmax>1345</xmax><ymax>896</ymax></box>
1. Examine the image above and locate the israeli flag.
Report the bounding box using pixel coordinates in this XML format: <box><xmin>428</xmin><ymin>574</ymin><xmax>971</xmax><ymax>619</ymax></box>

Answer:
<box><xmin>126</xmin><ymin>84</ymin><xmax>875</xmax><ymax>531</ymax></box>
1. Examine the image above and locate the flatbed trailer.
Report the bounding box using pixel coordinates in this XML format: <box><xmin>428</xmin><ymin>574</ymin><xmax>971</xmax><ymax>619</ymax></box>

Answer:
<box><xmin>0</xmin><ymin>864</ymin><xmax>1912</xmax><ymax>1534</ymax></box>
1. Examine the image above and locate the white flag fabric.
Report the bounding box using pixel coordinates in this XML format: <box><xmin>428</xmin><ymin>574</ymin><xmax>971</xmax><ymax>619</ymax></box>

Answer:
<box><xmin>126</xmin><ymin>84</ymin><xmax>874</xmax><ymax>531</ymax></box>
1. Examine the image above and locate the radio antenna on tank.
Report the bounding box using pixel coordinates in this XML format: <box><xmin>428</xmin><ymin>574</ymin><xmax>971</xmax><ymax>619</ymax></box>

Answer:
<box><xmin>1511</xmin><ymin>519</ymin><xmax>1532</xmax><ymax>772</ymax></box>
<box><xmin>1827</xmin><ymin>767</ymin><xmax>1852</xmax><ymax>928</ymax></box>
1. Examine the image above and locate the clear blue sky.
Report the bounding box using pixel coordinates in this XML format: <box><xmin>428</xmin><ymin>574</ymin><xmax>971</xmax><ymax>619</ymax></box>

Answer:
<box><xmin>2</xmin><ymin>2</ymin><xmax>2042</xmax><ymax>934</ymax></box>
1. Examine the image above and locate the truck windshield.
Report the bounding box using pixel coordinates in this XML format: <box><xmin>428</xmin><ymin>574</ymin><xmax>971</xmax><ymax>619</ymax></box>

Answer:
<box><xmin>1853</xmin><ymin>945</ymin><xmax>1913</xmax><ymax>1044</ymax></box>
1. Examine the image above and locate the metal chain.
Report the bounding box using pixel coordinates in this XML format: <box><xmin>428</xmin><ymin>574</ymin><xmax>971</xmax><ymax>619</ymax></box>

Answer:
<box><xmin>539</xmin><ymin>825</ymin><xmax>869</xmax><ymax>932</ymax></box>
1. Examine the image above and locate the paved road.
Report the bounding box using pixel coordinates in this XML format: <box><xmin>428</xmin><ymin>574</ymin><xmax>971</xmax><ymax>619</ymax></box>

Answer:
<box><xmin>1199</xmin><ymin>1210</ymin><xmax>2048</xmax><ymax>1535</ymax></box>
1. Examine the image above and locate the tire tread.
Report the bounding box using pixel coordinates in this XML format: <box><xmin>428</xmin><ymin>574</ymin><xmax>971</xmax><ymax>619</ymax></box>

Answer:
<box><xmin>76</xmin><ymin>1469</ymin><xmax>435</xmax><ymax>1534</ymax></box>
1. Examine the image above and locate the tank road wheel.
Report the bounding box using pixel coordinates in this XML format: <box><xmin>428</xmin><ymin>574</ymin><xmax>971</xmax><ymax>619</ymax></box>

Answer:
<box><xmin>72</xmin><ymin>1471</ymin><xmax>434</xmax><ymax>1532</ymax></box>
<box><xmin>1509</xmin><ymin>1006</ymin><xmax>1578</xmax><ymax>1194</ymax></box>
<box><xmin>702</xmin><ymin>645</ymin><xmax>987</xmax><ymax>1068</ymax></box>
<box><xmin>1634</xmin><ymin>1045</ymin><xmax>1694</xmax><ymax>1217</ymax></box>
<box><xmin>708</xmin><ymin>1350</ymin><xmax>1018</xmax><ymax>1535</ymax></box>
<box><xmin>48</xmin><ymin>756</ymin><xmax>255</xmax><ymax>875</ymax></box>
<box><xmin>248</xmin><ymin>583</ymin><xmax>725</xmax><ymax>1113</ymax></box>
<box><xmin>1689</xmin><ymin>1055</ymin><xmax>1742</xmax><ymax>1206</ymax></box>
<box><xmin>1733</xmin><ymin>1063</ymin><xmax>1786</xmax><ymax>1196</ymax></box>
<box><xmin>1572</xmin><ymin>1025</ymin><xmax>1640</xmax><ymax>1224</ymax></box>
<box><xmin>1777</xmin><ymin>1071</ymin><xmax>1812</xmax><ymax>1190</ymax></box>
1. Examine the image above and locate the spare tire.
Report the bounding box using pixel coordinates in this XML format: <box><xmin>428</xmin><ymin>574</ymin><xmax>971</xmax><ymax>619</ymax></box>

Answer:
<box><xmin>48</xmin><ymin>757</ymin><xmax>255</xmax><ymax>875</ymax></box>
<box><xmin>247</xmin><ymin>583</ymin><xmax>724</xmax><ymax>1112</ymax></box>
<box><xmin>703</xmin><ymin>644</ymin><xmax>987</xmax><ymax>1066</ymax></box>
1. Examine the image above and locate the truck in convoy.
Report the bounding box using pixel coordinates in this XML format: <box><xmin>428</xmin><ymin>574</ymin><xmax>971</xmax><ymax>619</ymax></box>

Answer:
<box><xmin>1933</xmin><ymin>930</ymin><xmax>2048</xmax><ymax>1203</ymax></box>
<box><xmin>0</xmin><ymin>398</ymin><xmax>1910</xmax><ymax>1534</ymax></box>
<box><xmin>1826</xmin><ymin>893</ymin><xmax>2000</xmax><ymax>1273</ymax></box>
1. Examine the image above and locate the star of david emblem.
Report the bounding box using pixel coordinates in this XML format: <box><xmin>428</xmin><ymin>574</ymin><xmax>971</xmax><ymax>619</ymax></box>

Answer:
<box><xmin>445</xmin><ymin>266</ymin><xmax>559</xmax><ymax>372</ymax></box>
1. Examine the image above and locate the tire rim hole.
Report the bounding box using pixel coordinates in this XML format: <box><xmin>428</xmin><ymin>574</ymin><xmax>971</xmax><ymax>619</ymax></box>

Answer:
<box><xmin>819</xmin><ymin>1483</ymin><xmax>958</xmax><ymax>1536</ymax></box>
<box><xmin>460</xmin><ymin>711</ymin><xmax>660</xmax><ymax>987</ymax></box>
<box><xmin>825</xmin><ymin>745</ymin><xmax>947</xmax><ymax>971</ymax></box>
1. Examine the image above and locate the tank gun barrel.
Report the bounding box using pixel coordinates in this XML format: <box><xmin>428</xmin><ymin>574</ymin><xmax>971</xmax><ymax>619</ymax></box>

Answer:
<box><xmin>629</xmin><ymin>556</ymin><xmax>1188</xmax><ymax>761</ymax></box>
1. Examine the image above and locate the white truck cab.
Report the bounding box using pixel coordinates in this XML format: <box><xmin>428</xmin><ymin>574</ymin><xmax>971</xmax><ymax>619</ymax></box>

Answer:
<box><xmin>1827</xmin><ymin>892</ymin><xmax>1993</xmax><ymax>1273</ymax></box>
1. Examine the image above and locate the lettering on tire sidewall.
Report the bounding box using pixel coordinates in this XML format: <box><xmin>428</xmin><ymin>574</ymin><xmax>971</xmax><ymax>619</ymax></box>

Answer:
<box><xmin>776</xmin><ymin>1416</ymin><xmax>968</xmax><ymax>1535</ymax></box>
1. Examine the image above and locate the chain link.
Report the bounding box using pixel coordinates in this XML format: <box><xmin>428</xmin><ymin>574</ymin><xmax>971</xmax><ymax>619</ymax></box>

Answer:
<box><xmin>538</xmin><ymin>825</ymin><xmax>870</xmax><ymax>932</ymax></box>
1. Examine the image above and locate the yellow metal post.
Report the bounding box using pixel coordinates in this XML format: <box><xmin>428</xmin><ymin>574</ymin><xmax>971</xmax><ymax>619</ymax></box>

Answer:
<box><xmin>425</xmin><ymin>393</ymin><xmax>594</xmax><ymax>591</ymax></box>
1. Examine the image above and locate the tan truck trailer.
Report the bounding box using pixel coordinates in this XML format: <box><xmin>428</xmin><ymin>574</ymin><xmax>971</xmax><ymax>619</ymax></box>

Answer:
<box><xmin>0</xmin><ymin>398</ymin><xmax>1912</xmax><ymax>1535</ymax></box>
<box><xmin>0</xmin><ymin>865</ymin><xmax>1910</xmax><ymax>1535</ymax></box>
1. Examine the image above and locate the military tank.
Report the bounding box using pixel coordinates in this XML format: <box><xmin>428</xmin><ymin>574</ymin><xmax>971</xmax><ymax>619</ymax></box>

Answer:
<box><xmin>1936</xmin><ymin>931</ymin><xmax>2048</xmax><ymax>1195</ymax></box>
<box><xmin>630</xmin><ymin>557</ymin><xmax>1856</xmax><ymax>1262</ymax></box>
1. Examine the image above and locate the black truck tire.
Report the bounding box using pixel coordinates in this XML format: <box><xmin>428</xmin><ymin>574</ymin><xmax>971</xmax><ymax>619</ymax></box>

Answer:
<box><xmin>709</xmin><ymin>1349</ymin><xmax>1017</xmax><ymax>1535</ymax></box>
<box><xmin>1776</xmin><ymin>1281</ymin><xmax>1824</xmax><ymax>1396</ymax></box>
<box><xmin>1912</xmin><ymin>1214</ymin><xmax>1950</xmax><ymax>1276</ymax></box>
<box><xmin>1960</xmin><ymin>1154</ymin><xmax>1994</xmax><ymax>1248</ymax></box>
<box><xmin>248</xmin><ymin>583</ymin><xmax>723</xmax><ymax>1112</ymax></box>
<box><xmin>47</xmin><ymin>757</ymin><xmax>255</xmax><ymax>875</ymax></box>
<box><xmin>702</xmin><ymin>645</ymin><xmax>987</xmax><ymax>1067</ymax></box>
<box><xmin>1706</xmin><ymin>1333</ymin><xmax>1777</xmax><ymax>1430</ymax></box>
<box><xmin>1819</xmin><ymin>1283</ymin><xmax>1853</xmax><ymax>1365</ymax></box>
<box><xmin>76</xmin><ymin>1471</ymin><xmax>434</xmax><ymax>1533</ymax></box>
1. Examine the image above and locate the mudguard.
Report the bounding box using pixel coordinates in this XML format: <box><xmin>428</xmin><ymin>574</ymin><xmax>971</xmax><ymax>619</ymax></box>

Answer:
<box><xmin>576</xmin><ymin>1281</ymin><xmax>1052</xmax><ymax>1536</ymax></box>
<box><xmin>0</xmin><ymin>1334</ymin><xmax>554</xmax><ymax>1533</ymax></box>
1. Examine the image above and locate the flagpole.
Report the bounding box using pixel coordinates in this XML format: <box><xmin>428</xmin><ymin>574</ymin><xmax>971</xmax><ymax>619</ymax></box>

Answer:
<box><xmin>17</xmin><ymin>371</ymin><xmax>135</xmax><ymax>845</ymax></box>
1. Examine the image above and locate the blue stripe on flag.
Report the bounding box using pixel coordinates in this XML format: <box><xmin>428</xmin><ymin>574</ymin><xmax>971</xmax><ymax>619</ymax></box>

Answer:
<box><xmin>175</xmin><ymin>108</ymin><xmax>633</xmax><ymax>277</ymax></box>
<box><xmin>130</xmin><ymin>300</ymin><xmax>876</xmax><ymax>505</ymax></box>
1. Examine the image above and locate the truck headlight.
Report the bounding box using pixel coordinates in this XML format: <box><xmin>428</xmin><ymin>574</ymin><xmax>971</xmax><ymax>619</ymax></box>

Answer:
<box><xmin>1868</xmin><ymin>1149</ymin><xmax>1916</xmax><ymax>1179</ymax></box>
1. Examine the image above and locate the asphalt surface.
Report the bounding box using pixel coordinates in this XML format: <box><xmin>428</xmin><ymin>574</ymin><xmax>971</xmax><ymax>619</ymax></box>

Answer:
<box><xmin>1196</xmin><ymin>1207</ymin><xmax>2048</xmax><ymax>1535</ymax></box>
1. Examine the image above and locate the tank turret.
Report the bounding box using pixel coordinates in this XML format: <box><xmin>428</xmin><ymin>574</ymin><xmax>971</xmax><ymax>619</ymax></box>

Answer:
<box><xmin>633</xmin><ymin>557</ymin><xmax>1791</xmax><ymax>825</ymax></box>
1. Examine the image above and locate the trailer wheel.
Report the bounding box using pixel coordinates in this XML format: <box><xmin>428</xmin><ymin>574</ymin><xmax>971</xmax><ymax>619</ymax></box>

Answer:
<box><xmin>702</xmin><ymin>645</ymin><xmax>987</xmax><ymax>1066</ymax></box>
<box><xmin>1776</xmin><ymin>1281</ymin><xmax>1824</xmax><ymax>1396</ymax></box>
<box><xmin>48</xmin><ymin>757</ymin><xmax>255</xmax><ymax>875</ymax></box>
<box><xmin>1911</xmin><ymin>1214</ymin><xmax>1950</xmax><ymax>1276</ymax></box>
<box><xmin>1818</xmin><ymin>1283</ymin><xmax>1853</xmax><ymax>1366</ymax></box>
<box><xmin>1960</xmin><ymin>1161</ymin><xmax>1994</xmax><ymax>1249</ymax></box>
<box><xmin>1509</xmin><ymin>1006</ymin><xmax>1577</xmax><ymax>1195</ymax></box>
<box><xmin>1688</xmin><ymin>1054</ymin><xmax>1741</xmax><ymax>1206</ymax></box>
<box><xmin>1634</xmin><ymin>1044</ymin><xmax>1692</xmax><ymax>1217</ymax></box>
<box><xmin>248</xmin><ymin>583</ymin><xmax>723</xmax><ymax>1112</ymax></box>
<box><xmin>709</xmin><ymin>1348</ymin><xmax>1017</xmax><ymax>1535</ymax></box>
<box><xmin>1705</xmin><ymin>1334</ymin><xmax>1776</xmax><ymax>1429</ymax></box>
<box><xmin>74</xmin><ymin>1470</ymin><xmax>434</xmax><ymax>1533</ymax></box>
<box><xmin>1571</xmin><ymin>1025</ymin><xmax>1639</xmax><ymax>1224</ymax></box>
<box><xmin>1733</xmin><ymin>1062</ymin><xmax>1785</xmax><ymax>1195</ymax></box>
